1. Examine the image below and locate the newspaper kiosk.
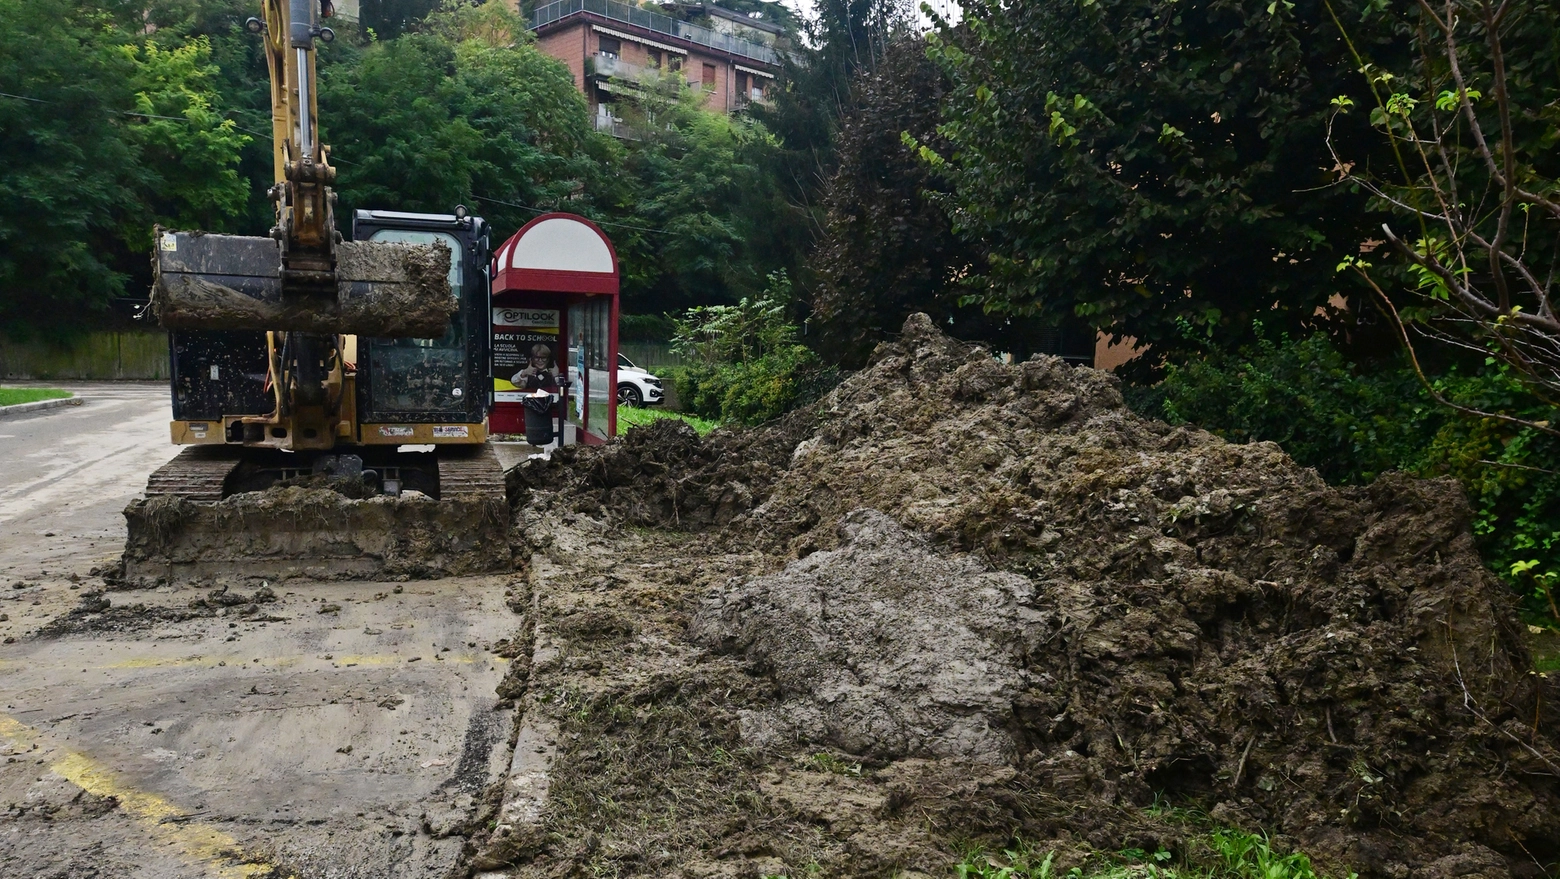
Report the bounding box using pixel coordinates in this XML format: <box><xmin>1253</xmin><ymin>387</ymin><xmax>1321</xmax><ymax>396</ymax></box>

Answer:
<box><xmin>489</xmin><ymin>213</ymin><xmax>620</xmax><ymax>445</ymax></box>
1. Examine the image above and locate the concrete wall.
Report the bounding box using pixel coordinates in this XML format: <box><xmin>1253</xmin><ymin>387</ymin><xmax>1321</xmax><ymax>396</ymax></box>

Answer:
<box><xmin>0</xmin><ymin>332</ymin><xmax>169</xmax><ymax>380</ymax></box>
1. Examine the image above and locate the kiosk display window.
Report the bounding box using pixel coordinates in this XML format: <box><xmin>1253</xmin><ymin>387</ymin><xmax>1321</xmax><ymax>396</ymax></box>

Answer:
<box><xmin>493</xmin><ymin>308</ymin><xmax>561</xmax><ymax>401</ymax></box>
<box><xmin>567</xmin><ymin>297</ymin><xmax>613</xmax><ymax>439</ymax></box>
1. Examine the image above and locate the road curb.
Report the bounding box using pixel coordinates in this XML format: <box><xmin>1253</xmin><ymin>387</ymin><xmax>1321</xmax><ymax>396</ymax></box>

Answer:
<box><xmin>0</xmin><ymin>396</ymin><xmax>82</xmax><ymax>418</ymax></box>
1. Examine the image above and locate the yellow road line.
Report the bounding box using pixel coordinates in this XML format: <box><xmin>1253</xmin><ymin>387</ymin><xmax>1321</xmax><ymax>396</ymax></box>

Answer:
<box><xmin>0</xmin><ymin>714</ymin><xmax>284</xmax><ymax>879</ymax></box>
<box><xmin>0</xmin><ymin>652</ymin><xmax>504</xmax><ymax>672</ymax></box>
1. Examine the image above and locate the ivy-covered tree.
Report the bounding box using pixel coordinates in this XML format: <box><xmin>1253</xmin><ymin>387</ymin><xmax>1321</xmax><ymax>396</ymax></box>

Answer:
<box><xmin>929</xmin><ymin>0</ymin><xmax>1406</xmax><ymax>372</ymax></box>
<box><xmin>753</xmin><ymin>0</ymin><xmax>916</xmax><ymax>269</ymax></box>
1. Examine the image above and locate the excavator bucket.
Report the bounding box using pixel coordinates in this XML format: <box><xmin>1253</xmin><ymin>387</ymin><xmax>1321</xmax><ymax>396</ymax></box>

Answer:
<box><xmin>150</xmin><ymin>229</ymin><xmax>456</xmax><ymax>338</ymax></box>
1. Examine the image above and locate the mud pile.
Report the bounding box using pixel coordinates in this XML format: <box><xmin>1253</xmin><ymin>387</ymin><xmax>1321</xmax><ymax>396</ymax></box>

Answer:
<box><xmin>518</xmin><ymin>314</ymin><xmax>1560</xmax><ymax>877</ymax></box>
<box><xmin>506</xmin><ymin>403</ymin><xmax>813</xmax><ymax>529</ymax></box>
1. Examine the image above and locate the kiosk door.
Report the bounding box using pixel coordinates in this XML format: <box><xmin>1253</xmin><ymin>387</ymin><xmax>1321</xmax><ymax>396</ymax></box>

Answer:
<box><xmin>568</xmin><ymin>297</ymin><xmax>613</xmax><ymax>439</ymax></box>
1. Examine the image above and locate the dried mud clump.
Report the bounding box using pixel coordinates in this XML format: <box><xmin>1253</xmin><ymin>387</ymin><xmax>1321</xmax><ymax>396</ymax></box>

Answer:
<box><xmin>550</xmin><ymin>314</ymin><xmax>1560</xmax><ymax>877</ymax></box>
<box><xmin>506</xmin><ymin>405</ymin><xmax>815</xmax><ymax>528</ymax></box>
<box><xmin>692</xmin><ymin>509</ymin><xmax>1039</xmax><ymax>764</ymax></box>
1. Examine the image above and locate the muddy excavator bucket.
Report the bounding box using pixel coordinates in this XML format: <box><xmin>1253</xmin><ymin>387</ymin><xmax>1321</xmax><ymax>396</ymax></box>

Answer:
<box><xmin>150</xmin><ymin>229</ymin><xmax>455</xmax><ymax>338</ymax></box>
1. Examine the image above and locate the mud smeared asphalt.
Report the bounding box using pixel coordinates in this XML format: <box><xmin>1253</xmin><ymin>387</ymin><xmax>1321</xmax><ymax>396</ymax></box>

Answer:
<box><xmin>507</xmin><ymin>314</ymin><xmax>1560</xmax><ymax>878</ymax></box>
<box><xmin>35</xmin><ymin>584</ymin><xmax>281</xmax><ymax>637</ymax></box>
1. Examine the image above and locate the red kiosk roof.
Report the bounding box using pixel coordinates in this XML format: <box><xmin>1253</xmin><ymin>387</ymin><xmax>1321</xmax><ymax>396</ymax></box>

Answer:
<box><xmin>492</xmin><ymin>213</ymin><xmax>619</xmax><ymax>295</ymax></box>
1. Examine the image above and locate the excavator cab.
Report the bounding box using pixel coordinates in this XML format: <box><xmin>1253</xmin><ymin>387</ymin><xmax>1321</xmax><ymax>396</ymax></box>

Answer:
<box><xmin>352</xmin><ymin>209</ymin><xmax>491</xmax><ymax>435</ymax></box>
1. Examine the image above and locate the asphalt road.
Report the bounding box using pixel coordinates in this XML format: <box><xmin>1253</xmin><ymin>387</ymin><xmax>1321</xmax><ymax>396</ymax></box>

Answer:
<box><xmin>0</xmin><ymin>383</ymin><xmax>521</xmax><ymax>878</ymax></box>
<box><xmin>0</xmin><ymin>382</ymin><xmax>178</xmax><ymax>586</ymax></box>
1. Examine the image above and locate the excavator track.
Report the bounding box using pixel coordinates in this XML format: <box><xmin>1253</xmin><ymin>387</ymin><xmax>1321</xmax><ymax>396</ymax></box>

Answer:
<box><xmin>144</xmin><ymin>446</ymin><xmax>242</xmax><ymax>503</ymax></box>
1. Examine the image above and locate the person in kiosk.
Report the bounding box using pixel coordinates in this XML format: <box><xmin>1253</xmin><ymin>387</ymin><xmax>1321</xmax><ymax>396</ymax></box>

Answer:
<box><xmin>511</xmin><ymin>343</ymin><xmax>560</xmax><ymax>393</ymax></box>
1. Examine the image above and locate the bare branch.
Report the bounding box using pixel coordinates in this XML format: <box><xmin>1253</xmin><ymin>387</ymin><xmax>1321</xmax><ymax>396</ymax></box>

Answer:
<box><xmin>1362</xmin><ymin>271</ymin><xmax>1560</xmax><ymax>438</ymax></box>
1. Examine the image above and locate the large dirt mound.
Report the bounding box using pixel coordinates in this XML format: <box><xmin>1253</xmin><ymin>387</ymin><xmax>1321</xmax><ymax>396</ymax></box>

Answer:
<box><xmin>511</xmin><ymin>314</ymin><xmax>1560</xmax><ymax>877</ymax></box>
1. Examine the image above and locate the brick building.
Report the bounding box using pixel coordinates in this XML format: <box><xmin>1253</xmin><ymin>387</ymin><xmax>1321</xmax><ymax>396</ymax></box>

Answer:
<box><xmin>526</xmin><ymin>0</ymin><xmax>783</xmax><ymax>135</ymax></box>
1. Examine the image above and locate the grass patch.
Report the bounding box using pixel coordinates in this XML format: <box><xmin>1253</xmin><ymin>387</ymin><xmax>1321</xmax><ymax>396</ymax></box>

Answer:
<box><xmin>0</xmin><ymin>387</ymin><xmax>72</xmax><ymax>406</ymax></box>
<box><xmin>955</xmin><ymin>828</ymin><xmax>1352</xmax><ymax>879</ymax></box>
<box><xmin>618</xmin><ymin>405</ymin><xmax>721</xmax><ymax>436</ymax></box>
<box><xmin>796</xmin><ymin>751</ymin><xmax>863</xmax><ymax>777</ymax></box>
<box><xmin>1525</xmin><ymin>623</ymin><xmax>1560</xmax><ymax>674</ymax></box>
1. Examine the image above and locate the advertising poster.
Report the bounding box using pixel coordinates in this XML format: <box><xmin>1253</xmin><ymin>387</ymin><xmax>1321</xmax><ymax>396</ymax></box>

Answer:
<box><xmin>493</xmin><ymin>307</ymin><xmax>560</xmax><ymax>403</ymax></box>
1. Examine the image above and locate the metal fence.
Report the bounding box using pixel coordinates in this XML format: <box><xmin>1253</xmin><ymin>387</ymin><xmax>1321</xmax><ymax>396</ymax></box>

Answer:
<box><xmin>619</xmin><ymin>342</ymin><xmax>685</xmax><ymax>368</ymax></box>
<box><xmin>530</xmin><ymin>0</ymin><xmax>779</xmax><ymax>66</ymax></box>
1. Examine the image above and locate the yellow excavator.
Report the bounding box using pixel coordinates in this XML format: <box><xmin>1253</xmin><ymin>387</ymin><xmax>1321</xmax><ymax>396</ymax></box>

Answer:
<box><xmin>122</xmin><ymin>0</ymin><xmax>510</xmax><ymax>582</ymax></box>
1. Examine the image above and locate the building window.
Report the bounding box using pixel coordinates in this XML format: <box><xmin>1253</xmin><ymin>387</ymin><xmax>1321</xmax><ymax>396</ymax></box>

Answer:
<box><xmin>701</xmin><ymin>63</ymin><xmax>716</xmax><ymax>89</ymax></box>
<box><xmin>646</xmin><ymin>49</ymin><xmax>661</xmax><ymax>68</ymax></box>
<box><xmin>598</xmin><ymin>36</ymin><xmax>621</xmax><ymax>58</ymax></box>
<box><xmin>669</xmin><ymin>55</ymin><xmax>682</xmax><ymax>72</ymax></box>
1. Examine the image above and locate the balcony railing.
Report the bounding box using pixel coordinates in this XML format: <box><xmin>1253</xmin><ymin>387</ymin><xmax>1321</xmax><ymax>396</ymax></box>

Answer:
<box><xmin>594</xmin><ymin>115</ymin><xmax>642</xmax><ymax>141</ymax></box>
<box><xmin>531</xmin><ymin>0</ymin><xmax>779</xmax><ymax>66</ymax></box>
<box><xmin>587</xmin><ymin>53</ymin><xmax>641</xmax><ymax>80</ymax></box>
<box><xmin>587</xmin><ymin>53</ymin><xmax>696</xmax><ymax>91</ymax></box>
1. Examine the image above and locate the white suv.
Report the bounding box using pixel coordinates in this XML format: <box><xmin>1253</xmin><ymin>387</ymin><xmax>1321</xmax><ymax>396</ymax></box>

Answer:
<box><xmin>615</xmin><ymin>353</ymin><xmax>664</xmax><ymax>407</ymax></box>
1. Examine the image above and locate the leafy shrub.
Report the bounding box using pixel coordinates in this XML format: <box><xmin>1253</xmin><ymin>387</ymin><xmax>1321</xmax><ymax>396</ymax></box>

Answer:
<box><xmin>954</xmin><ymin>826</ymin><xmax>1344</xmax><ymax>879</ymax></box>
<box><xmin>1139</xmin><ymin>333</ymin><xmax>1560</xmax><ymax>622</ymax></box>
<box><xmin>1138</xmin><ymin>334</ymin><xmax>1432</xmax><ymax>486</ymax></box>
<box><xmin>1418</xmin><ymin>371</ymin><xmax>1560</xmax><ymax>621</ymax></box>
<box><xmin>667</xmin><ymin>273</ymin><xmax>838</xmax><ymax>425</ymax></box>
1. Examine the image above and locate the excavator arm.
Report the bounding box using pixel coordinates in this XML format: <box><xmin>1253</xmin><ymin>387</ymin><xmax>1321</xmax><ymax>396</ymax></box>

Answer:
<box><xmin>148</xmin><ymin>0</ymin><xmax>453</xmax><ymax>339</ymax></box>
<box><xmin>263</xmin><ymin>0</ymin><xmax>338</xmax><ymax>294</ymax></box>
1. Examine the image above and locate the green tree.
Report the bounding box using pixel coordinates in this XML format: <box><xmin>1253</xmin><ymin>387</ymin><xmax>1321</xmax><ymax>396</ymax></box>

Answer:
<box><xmin>604</xmin><ymin>85</ymin><xmax>794</xmax><ymax>314</ymax></box>
<box><xmin>319</xmin><ymin>2</ymin><xmax>604</xmax><ymax>237</ymax></box>
<box><xmin>0</xmin><ymin>0</ymin><xmax>246</xmax><ymax>338</ymax></box>
<box><xmin>928</xmin><ymin>0</ymin><xmax>1405</xmax><ymax>373</ymax></box>
<box><xmin>121</xmin><ymin>39</ymin><xmax>251</xmax><ymax>248</ymax></box>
